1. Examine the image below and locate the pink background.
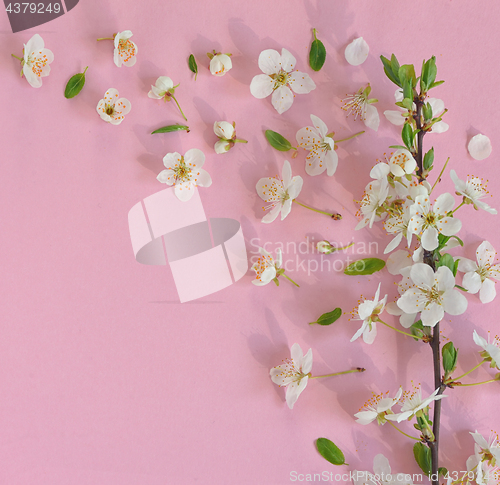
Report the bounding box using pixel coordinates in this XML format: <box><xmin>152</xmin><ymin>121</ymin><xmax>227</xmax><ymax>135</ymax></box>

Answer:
<box><xmin>1</xmin><ymin>0</ymin><xmax>499</xmax><ymax>483</ymax></box>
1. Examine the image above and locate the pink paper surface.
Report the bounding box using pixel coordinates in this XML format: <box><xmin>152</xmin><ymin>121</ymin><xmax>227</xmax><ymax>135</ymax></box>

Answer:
<box><xmin>1</xmin><ymin>1</ymin><xmax>500</xmax><ymax>484</ymax></box>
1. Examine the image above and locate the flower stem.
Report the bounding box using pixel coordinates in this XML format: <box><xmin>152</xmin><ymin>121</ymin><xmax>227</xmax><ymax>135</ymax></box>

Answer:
<box><xmin>96</xmin><ymin>37</ymin><xmax>114</xmax><ymax>41</ymax></box>
<box><xmin>336</xmin><ymin>131</ymin><xmax>365</xmax><ymax>143</ymax></box>
<box><xmin>453</xmin><ymin>378</ymin><xmax>498</xmax><ymax>387</ymax></box>
<box><xmin>450</xmin><ymin>359</ymin><xmax>487</xmax><ymax>381</ymax></box>
<box><xmin>310</xmin><ymin>368</ymin><xmax>365</xmax><ymax>379</ymax></box>
<box><xmin>376</xmin><ymin>318</ymin><xmax>424</xmax><ymax>340</ymax></box>
<box><xmin>450</xmin><ymin>200</ymin><xmax>465</xmax><ymax>215</ymax></box>
<box><xmin>171</xmin><ymin>95</ymin><xmax>188</xmax><ymax>121</ymax></box>
<box><xmin>282</xmin><ymin>273</ymin><xmax>300</xmax><ymax>287</ymax></box>
<box><xmin>312</xmin><ymin>28</ymin><xmax>318</xmax><ymax>40</ymax></box>
<box><xmin>387</xmin><ymin>420</ymin><xmax>420</xmax><ymax>441</ymax></box>
<box><xmin>11</xmin><ymin>53</ymin><xmax>23</xmax><ymax>61</ymax></box>
<box><xmin>234</xmin><ymin>138</ymin><xmax>248</xmax><ymax>144</ymax></box>
<box><xmin>430</xmin><ymin>157</ymin><xmax>450</xmax><ymax>193</ymax></box>
<box><xmin>293</xmin><ymin>199</ymin><xmax>341</xmax><ymax>219</ymax></box>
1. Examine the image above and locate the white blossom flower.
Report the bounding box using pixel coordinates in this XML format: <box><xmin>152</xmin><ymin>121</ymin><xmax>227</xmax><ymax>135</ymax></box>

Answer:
<box><xmin>450</xmin><ymin>170</ymin><xmax>497</xmax><ymax>214</ymax></box>
<box><xmin>148</xmin><ymin>76</ymin><xmax>175</xmax><ymax>99</ymax></box>
<box><xmin>113</xmin><ymin>30</ymin><xmax>137</xmax><ymax>67</ymax></box>
<box><xmin>213</xmin><ymin>121</ymin><xmax>246</xmax><ymax>154</ymax></box>
<box><xmin>317</xmin><ymin>241</ymin><xmax>333</xmax><ymax>254</ymax></box>
<box><xmin>351</xmin><ymin>283</ymin><xmax>387</xmax><ymax>344</ymax></box>
<box><xmin>96</xmin><ymin>88</ymin><xmax>131</xmax><ymax>125</ymax></box>
<box><xmin>21</xmin><ymin>34</ymin><xmax>54</xmax><ymax>88</ymax></box>
<box><xmin>383</xmin><ymin>201</ymin><xmax>414</xmax><ymax>254</ymax></box>
<box><xmin>473</xmin><ymin>331</ymin><xmax>500</xmax><ymax>369</ymax></box>
<box><xmin>354</xmin><ymin>388</ymin><xmax>403</xmax><ymax>425</ymax></box>
<box><xmin>256</xmin><ymin>160</ymin><xmax>303</xmax><ymax>223</ymax></box>
<box><xmin>355</xmin><ymin>179</ymin><xmax>390</xmax><ymax>230</ymax></box>
<box><xmin>156</xmin><ymin>149</ymin><xmax>211</xmax><ymax>202</ymax></box>
<box><xmin>341</xmin><ymin>84</ymin><xmax>380</xmax><ymax>131</ymax></box>
<box><xmin>408</xmin><ymin>193</ymin><xmax>461</xmax><ymax>251</ymax></box>
<box><xmin>252</xmin><ymin>247</ymin><xmax>282</xmax><ymax>286</ymax></box>
<box><xmin>388</xmin><ymin>149</ymin><xmax>417</xmax><ymax>177</ymax></box>
<box><xmin>270</xmin><ymin>343</ymin><xmax>312</xmax><ymax>409</ymax></box>
<box><xmin>471</xmin><ymin>430</ymin><xmax>500</xmax><ymax>466</ymax></box>
<box><xmin>397</xmin><ymin>263</ymin><xmax>467</xmax><ymax>327</ymax></box>
<box><xmin>353</xmin><ymin>454</ymin><xmax>415</xmax><ymax>485</ymax></box>
<box><xmin>388</xmin><ymin>388</ymin><xmax>446</xmax><ymax>423</ymax></box>
<box><xmin>384</xmin><ymin>89</ymin><xmax>448</xmax><ymax>133</ymax></box>
<box><xmin>250</xmin><ymin>48</ymin><xmax>316</xmax><ymax>114</ymax></box>
<box><xmin>344</xmin><ymin>37</ymin><xmax>369</xmax><ymax>66</ymax></box>
<box><xmin>296</xmin><ymin>115</ymin><xmax>338</xmax><ymax>176</ymax></box>
<box><xmin>468</xmin><ymin>134</ymin><xmax>492</xmax><ymax>161</ymax></box>
<box><xmin>209</xmin><ymin>53</ymin><xmax>232</xmax><ymax>76</ymax></box>
<box><xmin>459</xmin><ymin>241</ymin><xmax>500</xmax><ymax>303</ymax></box>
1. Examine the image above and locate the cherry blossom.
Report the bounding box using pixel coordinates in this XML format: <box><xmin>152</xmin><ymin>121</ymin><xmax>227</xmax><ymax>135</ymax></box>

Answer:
<box><xmin>96</xmin><ymin>88</ymin><xmax>131</xmax><ymax>125</ymax></box>
<box><xmin>19</xmin><ymin>34</ymin><xmax>54</xmax><ymax>88</ymax></box>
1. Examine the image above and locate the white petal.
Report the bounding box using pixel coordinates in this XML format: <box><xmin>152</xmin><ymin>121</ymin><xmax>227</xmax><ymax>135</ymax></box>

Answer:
<box><xmin>280</xmin><ymin>199</ymin><xmax>293</xmax><ymax>221</ymax></box>
<box><xmin>281</xmin><ymin>160</ymin><xmax>292</xmax><ymax>188</ymax></box>
<box><xmin>431</xmin><ymin>121</ymin><xmax>449</xmax><ymax>134</ymax></box>
<box><xmin>386</xmin><ymin>301</ymin><xmax>403</xmax><ymax>316</ymax></box>
<box><xmin>370</xmin><ymin>162</ymin><xmax>391</xmax><ymax>180</ymax></box>
<box><xmin>386</xmin><ymin>248</ymin><xmax>411</xmax><ymax>274</ymax></box>
<box><xmin>163</xmin><ymin>152</ymin><xmax>182</xmax><ymax>169</ymax></box>
<box><xmin>427</xmin><ymin>98</ymin><xmax>445</xmax><ymax>116</ymax></box>
<box><xmin>476</xmin><ymin>240</ymin><xmax>496</xmax><ymax>267</ymax></box>
<box><xmin>442</xmin><ymin>289</ymin><xmax>468</xmax><ymax>315</ymax></box>
<box><xmin>214</xmin><ymin>121</ymin><xmax>235</xmax><ymax>139</ymax></box>
<box><xmin>23</xmin><ymin>64</ymin><xmax>42</xmax><ymax>88</ymax></box>
<box><xmin>325</xmin><ymin>150</ymin><xmax>338</xmax><ymax>176</ymax></box>
<box><xmin>215</xmin><ymin>140</ymin><xmax>230</xmax><ymax>154</ymax></box>
<box><xmin>384</xmin><ymin>109</ymin><xmax>406</xmax><ymax>126</ymax></box>
<box><xmin>400</xmin><ymin>312</ymin><xmax>417</xmax><ymax>328</ymax></box>
<box><xmin>258</xmin><ymin>49</ymin><xmax>282</xmax><ymax>75</ymax></box>
<box><xmin>259</xmin><ymin>265</ymin><xmax>277</xmax><ymax>284</ymax></box>
<box><xmin>114</xmin><ymin>30</ymin><xmax>132</xmax><ymax>47</ymax></box>
<box><xmin>310</xmin><ymin>115</ymin><xmax>328</xmax><ymax>138</ymax></box>
<box><xmin>479</xmin><ymin>278</ymin><xmax>496</xmax><ymax>303</ymax></box>
<box><xmin>436</xmin><ymin>217</ymin><xmax>462</xmax><ymax>237</ymax></box>
<box><xmin>363</xmin><ymin>104</ymin><xmax>380</xmax><ymax>131</ymax></box>
<box><xmin>272</xmin><ymin>85</ymin><xmax>294</xmax><ymax>114</ymax></box>
<box><xmin>354</xmin><ymin>410</ymin><xmax>377</xmax><ymax>425</ymax></box>
<box><xmin>174</xmin><ymin>182</ymin><xmax>196</xmax><ymax>202</ymax></box>
<box><xmin>421</xmin><ymin>227</ymin><xmax>439</xmax><ymax>251</ymax></box>
<box><xmin>345</xmin><ymin>37</ymin><xmax>369</xmax><ymax>66</ymax></box>
<box><xmin>155</xmin><ymin>76</ymin><xmax>173</xmax><ymax>91</ymax></box>
<box><xmin>468</xmin><ymin>134</ymin><xmax>492</xmax><ymax>161</ymax></box>
<box><xmin>434</xmin><ymin>192</ymin><xmax>456</xmax><ymax>215</ymax></box>
<box><xmin>350</xmin><ymin>322</ymin><xmax>367</xmax><ymax>342</ymax></box>
<box><xmin>24</xmin><ymin>33</ymin><xmax>45</xmax><ymax>55</ymax></box>
<box><xmin>421</xmin><ymin>302</ymin><xmax>444</xmax><ymax>327</ymax></box>
<box><xmin>280</xmin><ymin>48</ymin><xmax>296</xmax><ymax>72</ymax></box>
<box><xmin>148</xmin><ymin>87</ymin><xmax>163</xmax><ymax>99</ymax></box>
<box><xmin>435</xmin><ymin>266</ymin><xmax>456</xmax><ymax>292</ymax></box>
<box><xmin>288</xmin><ymin>71</ymin><xmax>316</xmax><ymax>94</ymax></box>
<box><xmin>296</xmin><ymin>127</ymin><xmax>322</xmax><ymax>149</ymax></box>
<box><xmin>384</xmin><ymin>233</ymin><xmax>403</xmax><ymax>254</ymax></box>
<box><xmin>458</xmin><ymin>257</ymin><xmax>478</xmax><ymax>274</ymax></box>
<box><xmin>290</xmin><ymin>342</ymin><xmax>303</xmax><ymax>363</ymax></box>
<box><xmin>262</xmin><ymin>205</ymin><xmax>281</xmax><ymax>224</ymax></box>
<box><xmin>256</xmin><ymin>177</ymin><xmax>280</xmax><ymax>201</ymax></box>
<box><xmin>287</xmin><ymin>176</ymin><xmax>303</xmax><ymax>200</ymax></box>
<box><xmin>411</xmin><ymin>263</ymin><xmax>435</xmax><ymax>288</ymax></box>
<box><xmin>302</xmin><ymin>348</ymin><xmax>313</xmax><ymax>374</ymax></box>
<box><xmin>250</xmin><ymin>74</ymin><xmax>274</xmax><ymax>99</ymax></box>
<box><xmin>184</xmin><ymin>148</ymin><xmax>205</xmax><ymax>168</ymax></box>
<box><xmin>156</xmin><ymin>169</ymin><xmax>172</xmax><ymax>184</ymax></box>
<box><xmin>363</xmin><ymin>323</ymin><xmax>377</xmax><ymax>344</ymax></box>
<box><xmin>463</xmin><ymin>272</ymin><xmax>481</xmax><ymax>294</ymax></box>
<box><xmin>286</xmin><ymin>377</ymin><xmax>308</xmax><ymax>409</ymax></box>
<box><xmin>210</xmin><ymin>54</ymin><xmax>232</xmax><ymax>76</ymax></box>
<box><xmin>192</xmin><ymin>169</ymin><xmax>212</xmax><ymax>188</ymax></box>
<box><xmin>398</xmin><ymin>290</ymin><xmax>427</xmax><ymax>314</ymax></box>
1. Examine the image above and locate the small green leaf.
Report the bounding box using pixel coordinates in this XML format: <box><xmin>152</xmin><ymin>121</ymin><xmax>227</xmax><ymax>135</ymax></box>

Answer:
<box><xmin>309</xmin><ymin>28</ymin><xmax>326</xmax><ymax>71</ymax></box>
<box><xmin>422</xmin><ymin>102</ymin><xmax>433</xmax><ymax>121</ymax></box>
<box><xmin>401</xmin><ymin>98</ymin><xmax>413</xmax><ymax>110</ymax></box>
<box><xmin>316</xmin><ymin>438</ymin><xmax>346</xmax><ymax>466</ymax></box>
<box><xmin>310</xmin><ymin>308</ymin><xmax>342</xmax><ymax>326</ymax></box>
<box><xmin>344</xmin><ymin>258</ymin><xmax>385</xmax><ymax>276</ymax></box>
<box><xmin>402</xmin><ymin>79</ymin><xmax>413</xmax><ymax>101</ymax></box>
<box><xmin>438</xmin><ymin>468</ymin><xmax>448</xmax><ymax>478</ymax></box>
<box><xmin>188</xmin><ymin>54</ymin><xmax>198</xmax><ymax>80</ymax></box>
<box><xmin>151</xmin><ymin>124</ymin><xmax>190</xmax><ymax>134</ymax></box>
<box><xmin>380</xmin><ymin>55</ymin><xmax>401</xmax><ymax>87</ymax></box>
<box><xmin>429</xmin><ymin>80</ymin><xmax>445</xmax><ymax>89</ymax></box>
<box><xmin>436</xmin><ymin>253</ymin><xmax>455</xmax><ymax>274</ymax></box>
<box><xmin>453</xmin><ymin>258</ymin><xmax>460</xmax><ymax>277</ymax></box>
<box><xmin>423</xmin><ymin>147</ymin><xmax>434</xmax><ymax>170</ymax></box>
<box><xmin>64</xmin><ymin>66</ymin><xmax>88</xmax><ymax>99</ymax></box>
<box><xmin>421</xmin><ymin>56</ymin><xmax>437</xmax><ymax>93</ymax></box>
<box><xmin>265</xmin><ymin>130</ymin><xmax>293</xmax><ymax>151</ymax></box>
<box><xmin>389</xmin><ymin>145</ymin><xmax>408</xmax><ymax>150</ymax></box>
<box><xmin>413</xmin><ymin>442</ymin><xmax>432</xmax><ymax>476</ymax></box>
<box><xmin>399</xmin><ymin>64</ymin><xmax>417</xmax><ymax>89</ymax></box>
<box><xmin>410</xmin><ymin>319</ymin><xmax>425</xmax><ymax>340</ymax></box>
<box><xmin>442</xmin><ymin>341</ymin><xmax>458</xmax><ymax>375</ymax></box>
<box><xmin>402</xmin><ymin>123</ymin><xmax>413</xmax><ymax>149</ymax></box>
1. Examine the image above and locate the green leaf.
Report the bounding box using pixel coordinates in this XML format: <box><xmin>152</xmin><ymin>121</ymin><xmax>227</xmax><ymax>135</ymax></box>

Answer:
<box><xmin>429</xmin><ymin>80</ymin><xmax>445</xmax><ymax>89</ymax></box>
<box><xmin>310</xmin><ymin>308</ymin><xmax>342</xmax><ymax>326</ymax></box>
<box><xmin>64</xmin><ymin>67</ymin><xmax>88</xmax><ymax>99</ymax></box>
<box><xmin>265</xmin><ymin>130</ymin><xmax>293</xmax><ymax>151</ymax></box>
<box><xmin>344</xmin><ymin>258</ymin><xmax>385</xmax><ymax>276</ymax></box>
<box><xmin>402</xmin><ymin>123</ymin><xmax>413</xmax><ymax>149</ymax></box>
<box><xmin>421</xmin><ymin>56</ymin><xmax>437</xmax><ymax>93</ymax></box>
<box><xmin>390</xmin><ymin>54</ymin><xmax>401</xmax><ymax>82</ymax></box>
<box><xmin>453</xmin><ymin>258</ymin><xmax>460</xmax><ymax>277</ymax></box>
<box><xmin>423</xmin><ymin>147</ymin><xmax>434</xmax><ymax>170</ymax></box>
<box><xmin>188</xmin><ymin>54</ymin><xmax>198</xmax><ymax>80</ymax></box>
<box><xmin>401</xmin><ymin>98</ymin><xmax>413</xmax><ymax>110</ymax></box>
<box><xmin>380</xmin><ymin>55</ymin><xmax>401</xmax><ymax>87</ymax></box>
<box><xmin>309</xmin><ymin>29</ymin><xmax>326</xmax><ymax>71</ymax></box>
<box><xmin>442</xmin><ymin>341</ymin><xmax>458</xmax><ymax>375</ymax></box>
<box><xmin>399</xmin><ymin>64</ymin><xmax>417</xmax><ymax>89</ymax></box>
<box><xmin>413</xmin><ymin>442</ymin><xmax>432</xmax><ymax>476</ymax></box>
<box><xmin>316</xmin><ymin>438</ymin><xmax>346</xmax><ymax>466</ymax></box>
<box><xmin>402</xmin><ymin>80</ymin><xmax>412</xmax><ymax>101</ymax></box>
<box><xmin>410</xmin><ymin>320</ymin><xmax>425</xmax><ymax>340</ymax></box>
<box><xmin>422</xmin><ymin>102</ymin><xmax>433</xmax><ymax>121</ymax></box>
<box><xmin>438</xmin><ymin>468</ymin><xmax>449</xmax><ymax>478</ymax></box>
<box><xmin>436</xmin><ymin>253</ymin><xmax>455</xmax><ymax>274</ymax></box>
<box><xmin>450</xmin><ymin>235</ymin><xmax>464</xmax><ymax>247</ymax></box>
<box><xmin>151</xmin><ymin>124</ymin><xmax>190</xmax><ymax>134</ymax></box>
<box><xmin>389</xmin><ymin>145</ymin><xmax>409</xmax><ymax>150</ymax></box>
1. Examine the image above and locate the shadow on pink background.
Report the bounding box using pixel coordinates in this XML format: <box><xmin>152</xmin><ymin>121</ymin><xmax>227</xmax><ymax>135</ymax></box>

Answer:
<box><xmin>1</xmin><ymin>0</ymin><xmax>499</xmax><ymax>483</ymax></box>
